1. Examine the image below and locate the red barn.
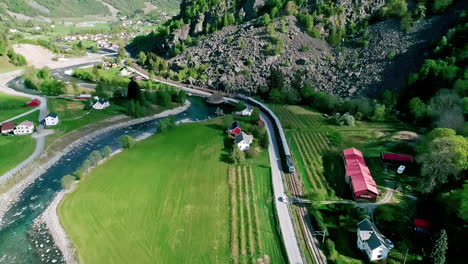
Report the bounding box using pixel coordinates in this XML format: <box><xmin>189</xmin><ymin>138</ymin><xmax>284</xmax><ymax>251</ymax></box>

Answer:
<box><xmin>26</xmin><ymin>99</ymin><xmax>40</xmax><ymax>107</ymax></box>
<box><xmin>343</xmin><ymin>148</ymin><xmax>378</xmax><ymax>201</ymax></box>
<box><xmin>381</xmin><ymin>153</ymin><xmax>413</xmax><ymax>164</ymax></box>
<box><xmin>228</xmin><ymin>121</ymin><xmax>241</xmax><ymax>135</ymax></box>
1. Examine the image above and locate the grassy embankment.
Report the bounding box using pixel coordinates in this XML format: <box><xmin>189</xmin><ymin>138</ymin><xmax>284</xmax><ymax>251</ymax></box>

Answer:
<box><xmin>0</xmin><ymin>110</ymin><xmax>39</xmax><ymax>175</ymax></box>
<box><xmin>270</xmin><ymin>104</ymin><xmax>422</xmax><ymax>263</ymax></box>
<box><xmin>59</xmin><ymin>120</ymin><xmax>285</xmax><ymax>263</ymax></box>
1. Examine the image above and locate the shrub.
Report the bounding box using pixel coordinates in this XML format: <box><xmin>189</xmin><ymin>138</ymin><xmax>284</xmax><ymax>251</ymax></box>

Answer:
<box><xmin>231</xmin><ymin>146</ymin><xmax>245</xmax><ymax>164</ymax></box>
<box><xmin>157</xmin><ymin>116</ymin><xmax>176</xmax><ymax>133</ymax></box>
<box><xmin>246</xmin><ymin>147</ymin><xmax>259</xmax><ymax>158</ymax></box>
<box><xmin>61</xmin><ymin>175</ymin><xmax>76</xmax><ymax>189</ymax></box>
<box><xmin>119</xmin><ymin>135</ymin><xmax>136</xmax><ymax>149</ymax></box>
<box><xmin>380</xmin><ymin>0</ymin><xmax>408</xmax><ymax>18</ymax></box>
<box><xmin>299</xmin><ymin>45</ymin><xmax>309</xmax><ymax>52</ymax></box>
<box><xmin>257</xmin><ymin>14</ymin><xmax>271</xmax><ymax>27</ymax></box>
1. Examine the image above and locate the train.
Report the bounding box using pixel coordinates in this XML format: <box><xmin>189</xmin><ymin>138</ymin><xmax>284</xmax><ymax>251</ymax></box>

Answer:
<box><xmin>237</xmin><ymin>94</ymin><xmax>295</xmax><ymax>173</ymax></box>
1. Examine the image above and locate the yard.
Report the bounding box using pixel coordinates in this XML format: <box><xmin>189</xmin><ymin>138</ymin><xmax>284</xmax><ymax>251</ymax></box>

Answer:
<box><xmin>0</xmin><ymin>135</ymin><xmax>35</xmax><ymax>176</ymax></box>
<box><xmin>0</xmin><ymin>92</ymin><xmax>31</xmax><ymax>122</ymax></box>
<box><xmin>46</xmin><ymin>98</ymin><xmax>124</xmax><ymax>145</ymax></box>
<box><xmin>58</xmin><ymin>120</ymin><xmax>285</xmax><ymax>263</ymax></box>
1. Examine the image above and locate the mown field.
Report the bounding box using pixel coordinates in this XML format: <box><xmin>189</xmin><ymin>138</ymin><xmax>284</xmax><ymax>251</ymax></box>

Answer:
<box><xmin>59</xmin><ymin>123</ymin><xmax>231</xmax><ymax>263</ymax></box>
<box><xmin>59</xmin><ymin>119</ymin><xmax>286</xmax><ymax>263</ymax></box>
<box><xmin>0</xmin><ymin>135</ymin><xmax>35</xmax><ymax>176</ymax></box>
<box><xmin>46</xmin><ymin>98</ymin><xmax>124</xmax><ymax>145</ymax></box>
<box><xmin>0</xmin><ymin>92</ymin><xmax>31</xmax><ymax>122</ymax></box>
<box><xmin>229</xmin><ymin>152</ymin><xmax>286</xmax><ymax>264</ymax></box>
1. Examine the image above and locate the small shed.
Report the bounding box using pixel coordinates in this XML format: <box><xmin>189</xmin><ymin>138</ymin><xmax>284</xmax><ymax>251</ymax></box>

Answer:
<box><xmin>26</xmin><ymin>99</ymin><xmax>40</xmax><ymax>107</ymax></box>
<box><xmin>413</xmin><ymin>219</ymin><xmax>430</xmax><ymax>233</ymax></box>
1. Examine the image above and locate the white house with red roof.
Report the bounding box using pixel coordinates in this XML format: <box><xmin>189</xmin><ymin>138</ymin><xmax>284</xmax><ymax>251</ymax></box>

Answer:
<box><xmin>14</xmin><ymin>121</ymin><xmax>34</xmax><ymax>135</ymax></box>
<box><xmin>343</xmin><ymin>148</ymin><xmax>379</xmax><ymax>201</ymax></box>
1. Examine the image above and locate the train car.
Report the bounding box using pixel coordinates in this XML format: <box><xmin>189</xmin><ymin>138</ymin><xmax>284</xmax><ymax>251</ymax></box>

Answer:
<box><xmin>238</xmin><ymin>95</ymin><xmax>295</xmax><ymax>173</ymax></box>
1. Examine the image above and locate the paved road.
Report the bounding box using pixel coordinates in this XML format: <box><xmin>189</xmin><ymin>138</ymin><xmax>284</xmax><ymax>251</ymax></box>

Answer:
<box><xmin>261</xmin><ymin>112</ymin><xmax>305</xmax><ymax>264</ymax></box>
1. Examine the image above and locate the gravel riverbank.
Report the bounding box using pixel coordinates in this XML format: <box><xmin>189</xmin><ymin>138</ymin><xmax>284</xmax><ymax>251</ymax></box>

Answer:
<box><xmin>0</xmin><ymin>101</ymin><xmax>191</xmax><ymax>224</ymax></box>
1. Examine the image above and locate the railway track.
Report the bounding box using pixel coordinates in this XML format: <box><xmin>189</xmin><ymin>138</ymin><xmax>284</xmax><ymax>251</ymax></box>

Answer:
<box><xmin>288</xmin><ymin>172</ymin><xmax>328</xmax><ymax>264</ymax></box>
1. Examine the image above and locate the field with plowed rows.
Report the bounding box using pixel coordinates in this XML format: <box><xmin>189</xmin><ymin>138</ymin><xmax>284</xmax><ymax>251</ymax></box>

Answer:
<box><xmin>229</xmin><ymin>162</ymin><xmax>286</xmax><ymax>264</ymax></box>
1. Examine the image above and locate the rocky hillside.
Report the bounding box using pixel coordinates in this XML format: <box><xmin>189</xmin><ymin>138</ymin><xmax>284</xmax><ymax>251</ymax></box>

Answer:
<box><xmin>131</xmin><ymin>0</ymin><xmax>463</xmax><ymax>97</ymax></box>
<box><xmin>170</xmin><ymin>12</ymin><xmax>457</xmax><ymax>97</ymax></box>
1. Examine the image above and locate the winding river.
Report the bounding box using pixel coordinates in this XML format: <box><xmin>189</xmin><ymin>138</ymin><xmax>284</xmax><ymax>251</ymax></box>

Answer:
<box><xmin>0</xmin><ymin>77</ymin><xmax>231</xmax><ymax>263</ymax></box>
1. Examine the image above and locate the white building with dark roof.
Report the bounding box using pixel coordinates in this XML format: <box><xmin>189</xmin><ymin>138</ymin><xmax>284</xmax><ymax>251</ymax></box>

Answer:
<box><xmin>357</xmin><ymin>219</ymin><xmax>394</xmax><ymax>261</ymax></box>
<box><xmin>45</xmin><ymin>113</ymin><xmax>59</xmax><ymax>126</ymax></box>
<box><xmin>235</xmin><ymin>132</ymin><xmax>253</xmax><ymax>151</ymax></box>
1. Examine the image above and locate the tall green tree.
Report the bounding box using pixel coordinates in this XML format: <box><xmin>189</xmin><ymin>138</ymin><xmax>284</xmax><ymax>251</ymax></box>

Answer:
<box><xmin>429</xmin><ymin>229</ymin><xmax>448</xmax><ymax>264</ymax></box>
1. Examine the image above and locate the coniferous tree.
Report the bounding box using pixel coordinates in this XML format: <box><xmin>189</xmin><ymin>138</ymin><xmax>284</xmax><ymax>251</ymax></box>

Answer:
<box><xmin>429</xmin><ymin>229</ymin><xmax>448</xmax><ymax>264</ymax></box>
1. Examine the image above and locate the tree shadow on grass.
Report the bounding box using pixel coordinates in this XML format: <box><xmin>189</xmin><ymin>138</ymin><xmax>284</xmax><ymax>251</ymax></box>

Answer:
<box><xmin>322</xmin><ymin>151</ymin><xmax>352</xmax><ymax>199</ymax></box>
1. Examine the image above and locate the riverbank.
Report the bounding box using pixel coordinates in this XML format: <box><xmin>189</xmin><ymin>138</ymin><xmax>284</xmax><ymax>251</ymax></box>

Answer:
<box><xmin>34</xmin><ymin>148</ymin><xmax>123</xmax><ymax>264</ymax></box>
<box><xmin>0</xmin><ymin>101</ymin><xmax>191</xmax><ymax>224</ymax></box>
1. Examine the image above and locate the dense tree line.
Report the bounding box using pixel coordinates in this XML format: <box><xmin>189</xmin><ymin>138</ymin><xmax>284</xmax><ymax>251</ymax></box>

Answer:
<box><xmin>399</xmin><ymin>11</ymin><xmax>467</xmax><ymax>135</ymax></box>
<box><xmin>23</xmin><ymin>66</ymin><xmax>65</xmax><ymax>95</ymax></box>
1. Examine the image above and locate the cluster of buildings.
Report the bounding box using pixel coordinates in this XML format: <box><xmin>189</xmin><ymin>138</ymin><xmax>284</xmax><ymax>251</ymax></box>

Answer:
<box><xmin>341</xmin><ymin>147</ymin><xmax>415</xmax><ymax>261</ymax></box>
<box><xmin>228</xmin><ymin>121</ymin><xmax>253</xmax><ymax>151</ymax></box>
<box><xmin>1</xmin><ymin>121</ymin><xmax>34</xmax><ymax>136</ymax></box>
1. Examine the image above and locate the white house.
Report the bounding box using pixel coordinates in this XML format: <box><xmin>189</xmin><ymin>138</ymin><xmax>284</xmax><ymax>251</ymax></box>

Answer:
<box><xmin>235</xmin><ymin>132</ymin><xmax>254</xmax><ymax>151</ymax></box>
<box><xmin>236</xmin><ymin>105</ymin><xmax>254</xmax><ymax>116</ymax></box>
<box><xmin>357</xmin><ymin>219</ymin><xmax>394</xmax><ymax>261</ymax></box>
<box><xmin>45</xmin><ymin>113</ymin><xmax>59</xmax><ymax>126</ymax></box>
<box><xmin>120</xmin><ymin>67</ymin><xmax>131</xmax><ymax>76</ymax></box>
<box><xmin>14</xmin><ymin>121</ymin><xmax>34</xmax><ymax>135</ymax></box>
<box><xmin>92</xmin><ymin>99</ymin><xmax>110</xmax><ymax>110</ymax></box>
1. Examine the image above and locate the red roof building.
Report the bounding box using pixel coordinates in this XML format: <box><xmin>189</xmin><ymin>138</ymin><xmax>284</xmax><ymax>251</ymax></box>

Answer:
<box><xmin>343</xmin><ymin>148</ymin><xmax>378</xmax><ymax>201</ymax></box>
<box><xmin>1</xmin><ymin>122</ymin><xmax>15</xmax><ymax>134</ymax></box>
<box><xmin>26</xmin><ymin>99</ymin><xmax>40</xmax><ymax>107</ymax></box>
<box><xmin>381</xmin><ymin>153</ymin><xmax>413</xmax><ymax>163</ymax></box>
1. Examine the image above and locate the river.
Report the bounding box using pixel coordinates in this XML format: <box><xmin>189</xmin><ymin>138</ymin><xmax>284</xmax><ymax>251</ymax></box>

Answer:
<box><xmin>0</xmin><ymin>88</ymin><xmax>232</xmax><ymax>263</ymax></box>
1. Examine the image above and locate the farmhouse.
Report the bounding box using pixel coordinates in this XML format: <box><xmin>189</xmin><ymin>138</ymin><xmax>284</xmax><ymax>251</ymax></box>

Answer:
<box><xmin>26</xmin><ymin>99</ymin><xmax>40</xmax><ymax>107</ymax></box>
<box><xmin>228</xmin><ymin>121</ymin><xmax>241</xmax><ymax>135</ymax></box>
<box><xmin>235</xmin><ymin>132</ymin><xmax>254</xmax><ymax>151</ymax></box>
<box><xmin>92</xmin><ymin>99</ymin><xmax>110</xmax><ymax>110</ymax></box>
<box><xmin>120</xmin><ymin>67</ymin><xmax>131</xmax><ymax>76</ymax></box>
<box><xmin>381</xmin><ymin>153</ymin><xmax>413</xmax><ymax>164</ymax></box>
<box><xmin>45</xmin><ymin>113</ymin><xmax>59</xmax><ymax>126</ymax></box>
<box><xmin>357</xmin><ymin>219</ymin><xmax>393</xmax><ymax>261</ymax></box>
<box><xmin>14</xmin><ymin>121</ymin><xmax>34</xmax><ymax>135</ymax></box>
<box><xmin>343</xmin><ymin>148</ymin><xmax>379</xmax><ymax>201</ymax></box>
<box><xmin>1</xmin><ymin>122</ymin><xmax>15</xmax><ymax>134</ymax></box>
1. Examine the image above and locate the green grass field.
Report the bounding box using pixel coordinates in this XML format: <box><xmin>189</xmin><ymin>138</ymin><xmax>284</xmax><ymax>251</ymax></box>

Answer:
<box><xmin>46</xmin><ymin>98</ymin><xmax>124</xmax><ymax>145</ymax></box>
<box><xmin>0</xmin><ymin>135</ymin><xmax>35</xmax><ymax>176</ymax></box>
<box><xmin>59</xmin><ymin>120</ymin><xmax>286</xmax><ymax>263</ymax></box>
<box><xmin>48</xmin><ymin>98</ymin><xmax>124</xmax><ymax>133</ymax></box>
<box><xmin>59</xmin><ymin>123</ymin><xmax>230</xmax><ymax>263</ymax></box>
<box><xmin>0</xmin><ymin>92</ymin><xmax>31</xmax><ymax>122</ymax></box>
